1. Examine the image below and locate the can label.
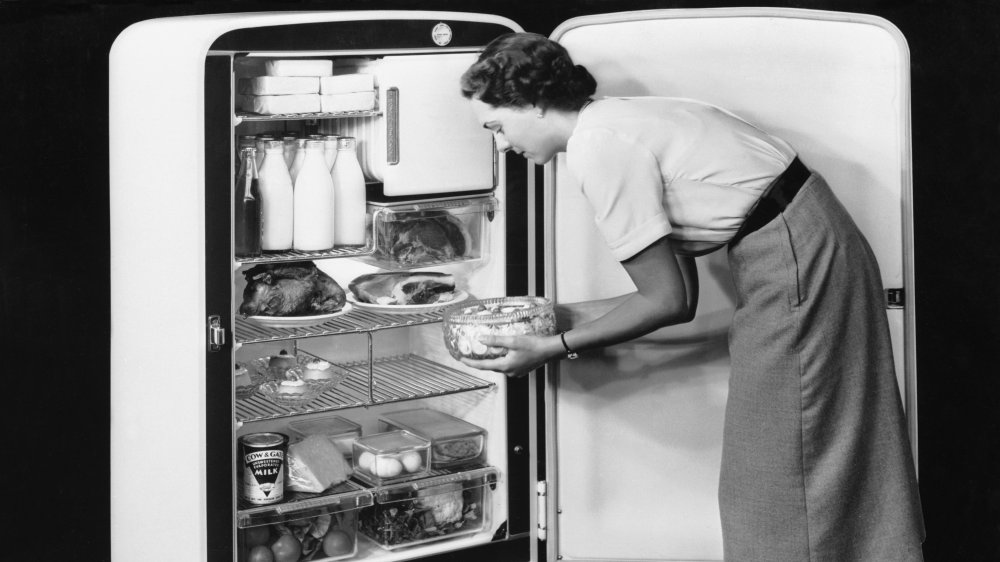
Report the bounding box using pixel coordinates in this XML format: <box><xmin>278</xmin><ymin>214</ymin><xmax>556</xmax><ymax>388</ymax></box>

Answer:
<box><xmin>239</xmin><ymin>432</ymin><xmax>288</xmax><ymax>505</ymax></box>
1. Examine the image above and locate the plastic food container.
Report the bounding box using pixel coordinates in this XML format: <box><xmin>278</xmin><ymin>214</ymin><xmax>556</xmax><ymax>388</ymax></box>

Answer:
<box><xmin>442</xmin><ymin>296</ymin><xmax>557</xmax><ymax>360</ymax></box>
<box><xmin>361</xmin><ymin>196</ymin><xmax>496</xmax><ymax>270</ymax></box>
<box><xmin>378</xmin><ymin>409</ymin><xmax>486</xmax><ymax>469</ymax></box>
<box><xmin>237</xmin><ymin>481</ymin><xmax>372</xmax><ymax>562</ymax></box>
<box><xmin>288</xmin><ymin>415</ymin><xmax>362</xmax><ymax>460</ymax></box>
<box><xmin>359</xmin><ymin>466</ymin><xmax>497</xmax><ymax>550</ymax></box>
<box><xmin>352</xmin><ymin>430</ymin><xmax>431</xmax><ymax>486</ymax></box>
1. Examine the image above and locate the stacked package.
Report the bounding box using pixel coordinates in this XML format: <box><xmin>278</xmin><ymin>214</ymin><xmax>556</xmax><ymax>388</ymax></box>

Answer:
<box><xmin>239</xmin><ymin>59</ymin><xmax>376</xmax><ymax>115</ymax></box>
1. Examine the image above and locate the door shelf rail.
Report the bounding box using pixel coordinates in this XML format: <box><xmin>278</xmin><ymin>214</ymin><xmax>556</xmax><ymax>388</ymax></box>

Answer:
<box><xmin>235</xmin><ymin>307</ymin><xmax>451</xmax><ymax>344</ymax></box>
<box><xmin>235</xmin><ymin>354</ymin><xmax>494</xmax><ymax>423</ymax></box>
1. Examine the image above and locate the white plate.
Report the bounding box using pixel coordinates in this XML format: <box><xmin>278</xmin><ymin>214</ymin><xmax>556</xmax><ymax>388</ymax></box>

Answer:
<box><xmin>248</xmin><ymin>303</ymin><xmax>353</xmax><ymax>327</ymax></box>
<box><xmin>347</xmin><ymin>290</ymin><xmax>469</xmax><ymax>313</ymax></box>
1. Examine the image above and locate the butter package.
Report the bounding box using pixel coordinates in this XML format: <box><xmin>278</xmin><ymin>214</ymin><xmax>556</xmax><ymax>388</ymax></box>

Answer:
<box><xmin>320</xmin><ymin>74</ymin><xmax>375</xmax><ymax>95</ymax></box>
<box><xmin>240</xmin><ymin>94</ymin><xmax>321</xmax><ymax>115</ymax></box>
<box><xmin>265</xmin><ymin>59</ymin><xmax>333</xmax><ymax>77</ymax></box>
<box><xmin>320</xmin><ymin>91</ymin><xmax>376</xmax><ymax>113</ymax></box>
<box><xmin>238</xmin><ymin>76</ymin><xmax>320</xmax><ymax>95</ymax></box>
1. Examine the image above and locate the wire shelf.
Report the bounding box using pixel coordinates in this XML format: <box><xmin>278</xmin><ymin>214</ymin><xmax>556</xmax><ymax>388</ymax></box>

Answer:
<box><xmin>235</xmin><ymin>307</ymin><xmax>452</xmax><ymax>344</ymax></box>
<box><xmin>236</xmin><ymin>109</ymin><xmax>382</xmax><ymax>122</ymax></box>
<box><xmin>237</xmin><ymin>244</ymin><xmax>375</xmax><ymax>265</ymax></box>
<box><xmin>235</xmin><ymin>354</ymin><xmax>494</xmax><ymax>423</ymax></box>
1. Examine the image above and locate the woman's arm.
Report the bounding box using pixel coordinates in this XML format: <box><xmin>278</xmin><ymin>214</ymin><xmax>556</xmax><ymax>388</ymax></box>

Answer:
<box><xmin>459</xmin><ymin>236</ymin><xmax>698</xmax><ymax>375</ymax></box>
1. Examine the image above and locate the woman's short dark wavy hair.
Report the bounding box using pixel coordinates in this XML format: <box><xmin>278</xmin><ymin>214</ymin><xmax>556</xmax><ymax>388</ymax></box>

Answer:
<box><xmin>460</xmin><ymin>32</ymin><xmax>597</xmax><ymax>111</ymax></box>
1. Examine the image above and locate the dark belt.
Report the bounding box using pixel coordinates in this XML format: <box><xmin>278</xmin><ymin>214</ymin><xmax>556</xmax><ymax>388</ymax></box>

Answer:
<box><xmin>729</xmin><ymin>157</ymin><xmax>811</xmax><ymax>246</ymax></box>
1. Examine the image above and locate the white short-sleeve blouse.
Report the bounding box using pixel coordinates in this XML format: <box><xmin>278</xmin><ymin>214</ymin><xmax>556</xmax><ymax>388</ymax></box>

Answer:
<box><xmin>565</xmin><ymin>97</ymin><xmax>796</xmax><ymax>259</ymax></box>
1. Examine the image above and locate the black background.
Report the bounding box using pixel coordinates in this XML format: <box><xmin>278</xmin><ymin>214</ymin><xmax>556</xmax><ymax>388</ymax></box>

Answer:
<box><xmin>2</xmin><ymin>0</ymin><xmax>998</xmax><ymax>560</ymax></box>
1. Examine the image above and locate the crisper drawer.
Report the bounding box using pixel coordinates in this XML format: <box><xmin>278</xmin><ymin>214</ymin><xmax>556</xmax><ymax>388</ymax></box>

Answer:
<box><xmin>362</xmin><ymin>196</ymin><xmax>497</xmax><ymax>270</ymax></box>
<box><xmin>359</xmin><ymin>466</ymin><xmax>498</xmax><ymax>551</ymax></box>
<box><xmin>237</xmin><ymin>481</ymin><xmax>372</xmax><ymax>562</ymax></box>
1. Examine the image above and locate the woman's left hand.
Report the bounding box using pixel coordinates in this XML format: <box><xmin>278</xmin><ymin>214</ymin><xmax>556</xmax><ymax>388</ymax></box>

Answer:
<box><xmin>458</xmin><ymin>333</ymin><xmax>561</xmax><ymax>377</ymax></box>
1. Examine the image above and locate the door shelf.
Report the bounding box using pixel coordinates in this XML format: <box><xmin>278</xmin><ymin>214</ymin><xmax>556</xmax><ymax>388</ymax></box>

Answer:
<box><xmin>235</xmin><ymin>308</ymin><xmax>449</xmax><ymax>345</ymax></box>
<box><xmin>235</xmin><ymin>354</ymin><xmax>494</xmax><ymax>423</ymax></box>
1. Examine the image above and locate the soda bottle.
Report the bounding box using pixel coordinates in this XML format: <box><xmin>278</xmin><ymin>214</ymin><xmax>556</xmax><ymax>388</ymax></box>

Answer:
<box><xmin>234</xmin><ymin>147</ymin><xmax>262</xmax><ymax>258</ymax></box>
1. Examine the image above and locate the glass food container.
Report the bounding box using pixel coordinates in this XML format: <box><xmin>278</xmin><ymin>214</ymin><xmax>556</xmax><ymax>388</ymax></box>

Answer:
<box><xmin>352</xmin><ymin>430</ymin><xmax>431</xmax><ymax>486</ymax></box>
<box><xmin>442</xmin><ymin>296</ymin><xmax>557</xmax><ymax>360</ymax></box>
<box><xmin>378</xmin><ymin>408</ymin><xmax>486</xmax><ymax>469</ymax></box>
<box><xmin>287</xmin><ymin>414</ymin><xmax>362</xmax><ymax>460</ymax></box>
<box><xmin>237</xmin><ymin>481</ymin><xmax>371</xmax><ymax>562</ymax></box>
<box><xmin>359</xmin><ymin>466</ymin><xmax>498</xmax><ymax>550</ymax></box>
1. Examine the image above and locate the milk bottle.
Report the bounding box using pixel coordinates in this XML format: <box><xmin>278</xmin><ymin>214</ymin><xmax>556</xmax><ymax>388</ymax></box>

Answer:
<box><xmin>254</xmin><ymin>134</ymin><xmax>275</xmax><ymax>171</ymax></box>
<box><xmin>257</xmin><ymin>140</ymin><xmax>294</xmax><ymax>251</ymax></box>
<box><xmin>331</xmin><ymin>136</ymin><xmax>367</xmax><ymax>246</ymax></box>
<box><xmin>281</xmin><ymin>134</ymin><xmax>299</xmax><ymax>169</ymax></box>
<box><xmin>293</xmin><ymin>139</ymin><xmax>336</xmax><ymax>251</ymax></box>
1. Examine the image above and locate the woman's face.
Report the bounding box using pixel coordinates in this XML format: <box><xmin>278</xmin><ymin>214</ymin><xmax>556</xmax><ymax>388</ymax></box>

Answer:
<box><xmin>469</xmin><ymin>97</ymin><xmax>564</xmax><ymax>164</ymax></box>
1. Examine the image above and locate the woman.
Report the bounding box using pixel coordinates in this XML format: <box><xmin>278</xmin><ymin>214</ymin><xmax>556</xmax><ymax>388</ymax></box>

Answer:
<box><xmin>459</xmin><ymin>33</ymin><xmax>924</xmax><ymax>561</ymax></box>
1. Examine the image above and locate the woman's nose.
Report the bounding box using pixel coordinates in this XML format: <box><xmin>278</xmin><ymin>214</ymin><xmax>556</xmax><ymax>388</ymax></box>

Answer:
<box><xmin>494</xmin><ymin>134</ymin><xmax>511</xmax><ymax>152</ymax></box>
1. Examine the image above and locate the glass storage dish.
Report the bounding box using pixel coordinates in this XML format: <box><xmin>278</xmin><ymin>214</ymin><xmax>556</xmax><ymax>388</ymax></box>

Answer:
<box><xmin>442</xmin><ymin>296</ymin><xmax>557</xmax><ymax>360</ymax></box>
<box><xmin>378</xmin><ymin>409</ymin><xmax>486</xmax><ymax>469</ymax></box>
<box><xmin>359</xmin><ymin>466</ymin><xmax>498</xmax><ymax>551</ymax></box>
<box><xmin>234</xmin><ymin>362</ymin><xmax>264</xmax><ymax>400</ymax></box>
<box><xmin>237</xmin><ymin>481</ymin><xmax>371</xmax><ymax>562</ymax></box>
<box><xmin>361</xmin><ymin>196</ymin><xmax>497</xmax><ymax>270</ymax></box>
<box><xmin>287</xmin><ymin>415</ymin><xmax>362</xmax><ymax>460</ymax></box>
<box><xmin>352</xmin><ymin>430</ymin><xmax>431</xmax><ymax>486</ymax></box>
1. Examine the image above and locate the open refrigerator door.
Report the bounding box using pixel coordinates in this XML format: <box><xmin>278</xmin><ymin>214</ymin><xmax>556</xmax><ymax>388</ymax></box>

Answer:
<box><xmin>541</xmin><ymin>8</ymin><xmax>913</xmax><ymax>561</ymax></box>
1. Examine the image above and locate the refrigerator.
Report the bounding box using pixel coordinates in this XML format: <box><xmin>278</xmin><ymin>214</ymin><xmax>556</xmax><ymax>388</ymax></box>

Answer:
<box><xmin>109</xmin><ymin>8</ymin><xmax>915</xmax><ymax>562</ymax></box>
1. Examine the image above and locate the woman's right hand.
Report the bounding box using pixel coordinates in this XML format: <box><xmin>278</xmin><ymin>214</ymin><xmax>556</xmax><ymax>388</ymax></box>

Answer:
<box><xmin>458</xmin><ymin>333</ymin><xmax>564</xmax><ymax>377</ymax></box>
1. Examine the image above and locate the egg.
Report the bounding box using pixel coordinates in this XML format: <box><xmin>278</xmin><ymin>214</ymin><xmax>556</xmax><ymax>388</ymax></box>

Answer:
<box><xmin>374</xmin><ymin>456</ymin><xmax>403</xmax><ymax>478</ymax></box>
<box><xmin>357</xmin><ymin>451</ymin><xmax>375</xmax><ymax>472</ymax></box>
<box><xmin>400</xmin><ymin>451</ymin><xmax>423</xmax><ymax>472</ymax></box>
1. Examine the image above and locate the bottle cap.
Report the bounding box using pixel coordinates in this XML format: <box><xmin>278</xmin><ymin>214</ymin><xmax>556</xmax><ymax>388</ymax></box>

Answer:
<box><xmin>337</xmin><ymin>137</ymin><xmax>356</xmax><ymax>150</ymax></box>
<box><xmin>305</xmin><ymin>139</ymin><xmax>324</xmax><ymax>149</ymax></box>
<box><xmin>264</xmin><ymin>140</ymin><xmax>283</xmax><ymax>151</ymax></box>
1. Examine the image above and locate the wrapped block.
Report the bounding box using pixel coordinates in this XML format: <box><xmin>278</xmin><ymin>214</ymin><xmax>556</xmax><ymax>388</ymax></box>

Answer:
<box><xmin>264</xmin><ymin>58</ymin><xmax>333</xmax><ymax>77</ymax></box>
<box><xmin>240</xmin><ymin>94</ymin><xmax>321</xmax><ymax>115</ymax></box>
<box><xmin>320</xmin><ymin>91</ymin><xmax>377</xmax><ymax>113</ymax></box>
<box><xmin>238</xmin><ymin>76</ymin><xmax>320</xmax><ymax>95</ymax></box>
<box><xmin>320</xmin><ymin>74</ymin><xmax>376</xmax><ymax>94</ymax></box>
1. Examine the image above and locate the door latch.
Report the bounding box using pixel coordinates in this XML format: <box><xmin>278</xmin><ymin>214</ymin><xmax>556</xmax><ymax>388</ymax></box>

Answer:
<box><xmin>208</xmin><ymin>315</ymin><xmax>225</xmax><ymax>352</ymax></box>
<box><xmin>885</xmin><ymin>288</ymin><xmax>905</xmax><ymax>309</ymax></box>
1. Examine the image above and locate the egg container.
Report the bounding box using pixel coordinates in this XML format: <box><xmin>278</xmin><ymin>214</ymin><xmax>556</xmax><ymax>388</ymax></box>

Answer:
<box><xmin>351</xmin><ymin>430</ymin><xmax>431</xmax><ymax>486</ymax></box>
<box><xmin>236</xmin><ymin>480</ymin><xmax>371</xmax><ymax>562</ymax></box>
<box><xmin>287</xmin><ymin>414</ymin><xmax>362</xmax><ymax>460</ymax></box>
<box><xmin>378</xmin><ymin>408</ymin><xmax>486</xmax><ymax>469</ymax></box>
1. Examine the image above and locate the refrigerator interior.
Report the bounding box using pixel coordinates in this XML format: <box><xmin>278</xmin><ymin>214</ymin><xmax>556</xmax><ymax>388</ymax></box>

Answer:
<box><xmin>543</xmin><ymin>8</ymin><xmax>913</xmax><ymax>561</ymax></box>
<box><xmin>229</xmin><ymin>52</ymin><xmax>514</xmax><ymax>561</ymax></box>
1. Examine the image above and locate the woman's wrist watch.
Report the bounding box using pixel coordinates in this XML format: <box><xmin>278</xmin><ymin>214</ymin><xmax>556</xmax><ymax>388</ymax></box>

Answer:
<box><xmin>559</xmin><ymin>331</ymin><xmax>579</xmax><ymax>360</ymax></box>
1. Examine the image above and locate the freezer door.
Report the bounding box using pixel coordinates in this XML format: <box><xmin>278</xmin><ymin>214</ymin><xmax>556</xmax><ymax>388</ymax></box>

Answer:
<box><xmin>542</xmin><ymin>8</ymin><xmax>912</xmax><ymax>561</ymax></box>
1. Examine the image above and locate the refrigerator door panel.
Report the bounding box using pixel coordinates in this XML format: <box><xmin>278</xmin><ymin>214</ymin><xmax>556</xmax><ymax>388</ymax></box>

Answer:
<box><xmin>543</xmin><ymin>8</ymin><xmax>912</xmax><ymax>561</ymax></box>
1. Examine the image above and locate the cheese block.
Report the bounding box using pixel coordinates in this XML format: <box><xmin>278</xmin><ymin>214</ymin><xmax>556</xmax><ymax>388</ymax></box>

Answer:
<box><xmin>320</xmin><ymin>91</ymin><xmax>376</xmax><ymax>113</ymax></box>
<box><xmin>240</xmin><ymin>94</ymin><xmax>321</xmax><ymax>115</ymax></box>
<box><xmin>265</xmin><ymin>58</ymin><xmax>334</xmax><ymax>77</ymax></box>
<box><xmin>286</xmin><ymin>434</ymin><xmax>352</xmax><ymax>493</ymax></box>
<box><xmin>320</xmin><ymin>74</ymin><xmax>376</xmax><ymax>94</ymax></box>
<box><xmin>238</xmin><ymin>76</ymin><xmax>320</xmax><ymax>95</ymax></box>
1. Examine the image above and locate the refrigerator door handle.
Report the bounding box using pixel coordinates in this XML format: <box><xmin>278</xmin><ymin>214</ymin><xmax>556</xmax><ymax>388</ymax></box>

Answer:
<box><xmin>536</xmin><ymin>480</ymin><xmax>548</xmax><ymax>542</ymax></box>
<box><xmin>207</xmin><ymin>315</ymin><xmax>225</xmax><ymax>352</ymax></box>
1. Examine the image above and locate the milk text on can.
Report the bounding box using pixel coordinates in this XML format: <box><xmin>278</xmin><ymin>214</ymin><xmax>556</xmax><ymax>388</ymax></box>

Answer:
<box><xmin>239</xmin><ymin>432</ymin><xmax>288</xmax><ymax>505</ymax></box>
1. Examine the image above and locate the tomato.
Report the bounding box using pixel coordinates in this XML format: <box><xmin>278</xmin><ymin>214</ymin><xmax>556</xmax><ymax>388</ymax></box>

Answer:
<box><xmin>247</xmin><ymin>545</ymin><xmax>275</xmax><ymax>562</ymax></box>
<box><xmin>244</xmin><ymin>525</ymin><xmax>270</xmax><ymax>548</ymax></box>
<box><xmin>322</xmin><ymin>529</ymin><xmax>354</xmax><ymax>556</ymax></box>
<box><xmin>270</xmin><ymin>534</ymin><xmax>301</xmax><ymax>562</ymax></box>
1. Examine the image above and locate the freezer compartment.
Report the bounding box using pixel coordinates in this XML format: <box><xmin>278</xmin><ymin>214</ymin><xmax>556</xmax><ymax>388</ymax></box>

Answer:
<box><xmin>235</xmin><ymin>56</ymin><xmax>378</xmax><ymax>117</ymax></box>
<box><xmin>237</xmin><ymin>480</ymin><xmax>371</xmax><ymax>562</ymax></box>
<box><xmin>288</xmin><ymin>414</ymin><xmax>363</xmax><ymax>460</ymax></box>
<box><xmin>352</xmin><ymin>430</ymin><xmax>432</xmax><ymax>486</ymax></box>
<box><xmin>362</xmin><ymin>196</ymin><xmax>497</xmax><ymax>270</ymax></box>
<box><xmin>359</xmin><ymin>466</ymin><xmax>498</xmax><ymax>551</ymax></box>
<box><xmin>378</xmin><ymin>408</ymin><xmax>486</xmax><ymax>469</ymax></box>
